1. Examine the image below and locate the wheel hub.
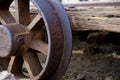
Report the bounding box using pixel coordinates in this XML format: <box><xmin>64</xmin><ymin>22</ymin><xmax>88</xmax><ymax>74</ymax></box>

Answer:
<box><xmin>0</xmin><ymin>23</ymin><xmax>30</xmax><ymax>57</ymax></box>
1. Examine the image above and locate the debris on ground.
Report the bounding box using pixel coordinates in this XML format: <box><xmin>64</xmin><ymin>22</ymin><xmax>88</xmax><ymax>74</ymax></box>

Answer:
<box><xmin>62</xmin><ymin>31</ymin><xmax>120</xmax><ymax>80</ymax></box>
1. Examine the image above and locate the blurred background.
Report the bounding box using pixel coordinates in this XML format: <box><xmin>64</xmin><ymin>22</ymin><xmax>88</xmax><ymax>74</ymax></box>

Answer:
<box><xmin>61</xmin><ymin>0</ymin><xmax>120</xmax><ymax>4</ymax></box>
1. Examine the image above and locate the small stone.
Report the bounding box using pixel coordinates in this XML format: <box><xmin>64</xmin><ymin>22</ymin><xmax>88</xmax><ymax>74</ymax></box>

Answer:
<box><xmin>105</xmin><ymin>77</ymin><xmax>113</xmax><ymax>80</ymax></box>
<box><xmin>77</xmin><ymin>74</ymin><xmax>85</xmax><ymax>80</ymax></box>
<box><xmin>0</xmin><ymin>71</ymin><xmax>16</xmax><ymax>80</ymax></box>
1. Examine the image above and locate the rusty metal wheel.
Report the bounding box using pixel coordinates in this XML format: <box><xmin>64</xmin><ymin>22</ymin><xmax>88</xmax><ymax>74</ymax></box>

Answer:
<box><xmin>0</xmin><ymin>0</ymin><xmax>72</xmax><ymax>80</ymax></box>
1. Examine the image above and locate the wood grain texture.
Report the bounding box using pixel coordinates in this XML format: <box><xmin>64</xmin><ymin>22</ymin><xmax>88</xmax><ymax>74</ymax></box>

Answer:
<box><xmin>66</xmin><ymin>6</ymin><xmax>120</xmax><ymax>32</ymax></box>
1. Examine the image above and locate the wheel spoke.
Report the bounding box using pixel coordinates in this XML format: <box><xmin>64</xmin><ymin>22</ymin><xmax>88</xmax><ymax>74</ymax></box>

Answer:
<box><xmin>23</xmin><ymin>50</ymin><xmax>42</xmax><ymax>78</ymax></box>
<box><xmin>0</xmin><ymin>11</ymin><xmax>15</xmax><ymax>24</ymax></box>
<box><xmin>29</xmin><ymin>40</ymin><xmax>48</xmax><ymax>55</ymax></box>
<box><xmin>15</xmin><ymin>0</ymin><xmax>30</xmax><ymax>25</ymax></box>
<box><xmin>27</xmin><ymin>14</ymin><xmax>42</xmax><ymax>31</ymax></box>
<box><xmin>7</xmin><ymin>56</ymin><xmax>23</xmax><ymax>74</ymax></box>
<box><xmin>7</xmin><ymin>57</ymin><xmax>15</xmax><ymax>72</ymax></box>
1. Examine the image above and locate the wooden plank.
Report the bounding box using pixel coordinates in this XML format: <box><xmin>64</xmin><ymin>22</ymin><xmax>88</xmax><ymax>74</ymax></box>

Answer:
<box><xmin>66</xmin><ymin>6</ymin><xmax>120</xmax><ymax>33</ymax></box>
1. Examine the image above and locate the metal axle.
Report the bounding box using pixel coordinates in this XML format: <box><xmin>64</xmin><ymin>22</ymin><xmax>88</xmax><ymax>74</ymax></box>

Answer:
<box><xmin>0</xmin><ymin>23</ymin><xmax>30</xmax><ymax>57</ymax></box>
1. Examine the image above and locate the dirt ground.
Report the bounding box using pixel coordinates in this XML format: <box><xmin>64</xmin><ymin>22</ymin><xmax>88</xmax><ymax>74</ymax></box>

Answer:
<box><xmin>61</xmin><ymin>31</ymin><xmax>120</xmax><ymax>80</ymax></box>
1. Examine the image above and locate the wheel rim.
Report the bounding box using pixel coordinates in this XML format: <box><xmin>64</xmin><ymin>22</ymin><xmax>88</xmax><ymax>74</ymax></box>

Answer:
<box><xmin>0</xmin><ymin>0</ymin><xmax>72</xmax><ymax>80</ymax></box>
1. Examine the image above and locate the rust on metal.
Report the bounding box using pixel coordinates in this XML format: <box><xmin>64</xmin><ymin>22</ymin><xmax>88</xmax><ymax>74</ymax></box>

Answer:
<box><xmin>29</xmin><ymin>40</ymin><xmax>48</xmax><ymax>55</ymax></box>
<box><xmin>0</xmin><ymin>0</ymin><xmax>72</xmax><ymax>80</ymax></box>
<box><xmin>0</xmin><ymin>23</ymin><xmax>30</xmax><ymax>57</ymax></box>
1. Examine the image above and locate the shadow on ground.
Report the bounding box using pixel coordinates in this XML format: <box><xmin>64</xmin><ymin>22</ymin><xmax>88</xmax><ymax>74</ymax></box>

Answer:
<box><xmin>62</xmin><ymin>31</ymin><xmax>120</xmax><ymax>80</ymax></box>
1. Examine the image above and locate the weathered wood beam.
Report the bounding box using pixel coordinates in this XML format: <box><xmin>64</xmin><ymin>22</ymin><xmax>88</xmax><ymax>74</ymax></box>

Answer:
<box><xmin>66</xmin><ymin>6</ymin><xmax>120</xmax><ymax>33</ymax></box>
